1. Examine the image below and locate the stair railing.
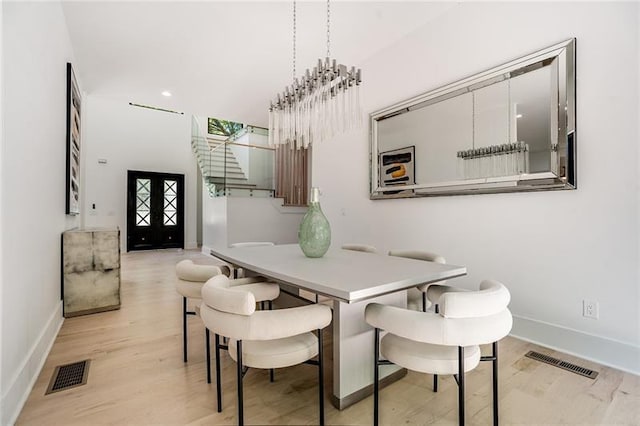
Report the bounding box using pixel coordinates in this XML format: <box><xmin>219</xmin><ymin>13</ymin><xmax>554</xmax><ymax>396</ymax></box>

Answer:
<box><xmin>191</xmin><ymin>116</ymin><xmax>276</xmax><ymax>198</ymax></box>
<box><xmin>192</xmin><ymin>116</ymin><xmax>225</xmax><ymax>195</ymax></box>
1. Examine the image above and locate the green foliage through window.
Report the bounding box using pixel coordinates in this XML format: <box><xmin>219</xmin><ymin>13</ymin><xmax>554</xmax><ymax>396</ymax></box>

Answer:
<box><xmin>208</xmin><ymin>118</ymin><xmax>243</xmax><ymax>137</ymax></box>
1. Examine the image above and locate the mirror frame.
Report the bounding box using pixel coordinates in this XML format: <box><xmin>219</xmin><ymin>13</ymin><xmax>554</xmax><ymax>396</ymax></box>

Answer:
<box><xmin>370</xmin><ymin>38</ymin><xmax>576</xmax><ymax>199</ymax></box>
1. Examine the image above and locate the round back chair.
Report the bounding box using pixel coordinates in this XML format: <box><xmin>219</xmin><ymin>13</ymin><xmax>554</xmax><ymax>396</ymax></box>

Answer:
<box><xmin>342</xmin><ymin>243</ymin><xmax>377</xmax><ymax>253</ymax></box>
<box><xmin>365</xmin><ymin>280</ymin><xmax>512</xmax><ymax>426</ymax></box>
<box><xmin>389</xmin><ymin>250</ymin><xmax>468</xmax><ymax>313</ymax></box>
<box><xmin>175</xmin><ymin>259</ymin><xmax>226</xmax><ymax>362</ymax></box>
<box><xmin>201</xmin><ymin>275</ymin><xmax>332</xmax><ymax>425</ymax></box>
<box><xmin>229</xmin><ymin>242</ymin><xmax>275</xmax><ymax>278</ymax></box>
<box><xmin>229</xmin><ymin>241</ymin><xmax>275</xmax><ymax>248</ymax></box>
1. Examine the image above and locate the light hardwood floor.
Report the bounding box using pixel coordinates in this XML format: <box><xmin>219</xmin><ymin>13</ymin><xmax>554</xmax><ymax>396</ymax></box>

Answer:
<box><xmin>17</xmin><ymin>249</ymin><xmax>639</xmax><ymax>425</ymax></box>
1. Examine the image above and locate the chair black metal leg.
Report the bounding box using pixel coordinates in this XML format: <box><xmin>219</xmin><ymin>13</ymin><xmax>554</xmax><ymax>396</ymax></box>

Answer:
<box><xmin>267</xmin><ymin>300</ymin><xmax>275</xmax><ymax>383</ymax></box>
<box><xmin>422</xmin><ymin>292</ymin><xmax>427</xmax><ymax>312</ymax></box>
<box><xmin>429</xmin><ymin>296</ymin><xmax>439</xmax><ymax>394</ymax></box>
<box><xmin>237</xmin><ymin>340</ymin><xmax>244</xmax><ymax>426</ymax></box>
<box><xmin>215</xmin><ymin>334</ymin><xmax>222</xmax><ymax>412</ymax></box>
<box><xmin>458</xmin><ymin>346</ymin><xmax>465</xmax><ymax>426</ymax></box>
<box><xmin>492</xmin><ymin>341</ymin><xmax>498</xmax><ymax>426</ymax></box>
<box><xmin>373</xmin><ymin>327</ymin><xmax>380</xmax><ymax>426</ymax></box>
<box><xmin>318</xmin><ymin>328</ymin><xmax>325</xmax><ymax>426</ymax></box>
<box><xmin>182</xmin><ymin>297</ymin><xmax>188</xmax><ymax>362</ymax></box>
<box><xmin>206</xmin><ymin>328</ymin><xmax>211</xmax><ymax>384</ymax></box>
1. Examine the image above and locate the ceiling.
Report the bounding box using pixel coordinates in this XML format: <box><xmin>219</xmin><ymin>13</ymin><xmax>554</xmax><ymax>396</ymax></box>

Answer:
<box><xmin>61</xmin><ymin>1</ymin><xmax>455</xmax><ymax>127</ymax></box>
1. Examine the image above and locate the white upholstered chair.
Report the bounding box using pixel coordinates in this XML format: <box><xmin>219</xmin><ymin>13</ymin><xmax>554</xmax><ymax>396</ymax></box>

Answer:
<box><xmin>388</xmin><ymin>250</ymin><xmax>465</xmax><ymax>313</ymax></box>
<box><xmin>229</xmin><ymin>242</ymin><xmax>275</xmax><ymax>278</ymax></box>
<box><xmin>229</xmin><ymin>241</ymin><xmax>275</xmax><ymax>248</ymax></box>
<box><xmin>299</xmin><ymin>245</ymin><xmax>378</xmax><ymax>305</ymax></box>
<box><xmin>200</xmin><ymin>275</ymin><xmax>332</xmax><ymax>425</ymax></box>
<box><xmin>297</xmin><ymin>243</ymin><xmax>377</xmax><ymax>305</ymax></box>
<box><xmin>342</xmin><ymin>243</ymin><xmax>378</xmax><ymax>253</ymax></box>
<box><xmin>201</xmin><ymin>275</ymin><xmax>281</xmax><ymax>385</ymax></box>
<box><xmin>175</xmin><ymin>259</ymin><xmax>228</xmax><ymax>362</ymax></box>
<box><xmin>175</xmin><ymin>258</ymin><xmax>279</xmax><ymax>386</ymax></box>
<box><xmin>365</xmin><ymin>280</ymin><xmax>512</xmax><ymax>426</ymax></box>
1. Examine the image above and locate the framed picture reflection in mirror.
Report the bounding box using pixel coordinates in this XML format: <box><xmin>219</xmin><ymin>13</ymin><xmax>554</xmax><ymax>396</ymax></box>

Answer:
<box><xmin>379</xmin><ymin>145</ymin><xmax>415</xmax><ymax>195</ymax></box>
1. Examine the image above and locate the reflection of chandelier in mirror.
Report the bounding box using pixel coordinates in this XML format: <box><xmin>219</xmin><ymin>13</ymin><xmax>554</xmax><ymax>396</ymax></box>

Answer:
<box><xmin>268</xmin><ymin>0</ymin><xmax>362</xmax><ymax>149</ymax></box>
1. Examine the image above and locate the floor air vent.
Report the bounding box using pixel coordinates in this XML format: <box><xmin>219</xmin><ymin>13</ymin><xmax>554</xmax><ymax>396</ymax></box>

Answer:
<box><xmin>525</xmin><ymin>351</ymin><xmax>598</xmax><ymax>379</ymax></box>
<box><xmin>45</xmin><ymin>360</ymin><xmax>90</xmax><ymax>394</ymax></box>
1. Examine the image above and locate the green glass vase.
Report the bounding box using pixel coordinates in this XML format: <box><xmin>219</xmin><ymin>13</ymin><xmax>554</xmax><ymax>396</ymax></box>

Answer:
<box><xmin>298</xmin><ymin>187</ymin><xmax>331</xmax><ymax>258</ymax></box>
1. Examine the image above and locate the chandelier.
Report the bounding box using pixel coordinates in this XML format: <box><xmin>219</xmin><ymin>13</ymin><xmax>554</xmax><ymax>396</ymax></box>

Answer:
<box><xmin>268</xmin><ymin>0</ymin><xmax>362</xmax><ymax>149</ymax></box>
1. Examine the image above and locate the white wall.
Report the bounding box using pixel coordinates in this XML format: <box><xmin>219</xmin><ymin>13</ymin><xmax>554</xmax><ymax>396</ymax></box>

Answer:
<box><xmin>226</xmin><ymin>198</ymin><xmax>304</xmax><ymax>245</ymax></box>
<box><xmin>312</xmin><ymin>2</ymin><xmax>639</xmax><ymax>373</ymax></box>
<box><xmin>1</xmin><ymin>2</ymin><xmax>80</xmax><ymax>423</ymax></box>
<box><xmin>202</xmin><ymin>195</ymin><xmax>228</xmax><ymax>250</ymax></box>
<box><xmin>637</xmin><ymin>4</ymin><xmax>640</xmax><ymax>354</ymax></box>
<box><xmin>0</xmin><ymin>0</ymin><xmax>4</xmax><ymax>422</ymax></box>
<box><xmin>82</xmin><ymin>96</ymin><xmax>198</xmax><ymax>251</ymax></box>
<box><xmin>202</xmin><ymin>195</ymin><xmax>304</xmax><ymax>250</ymax></box>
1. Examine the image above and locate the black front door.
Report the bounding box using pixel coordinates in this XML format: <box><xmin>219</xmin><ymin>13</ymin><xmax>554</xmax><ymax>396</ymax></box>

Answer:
<box><xmin>127</xmin><ymin>170</ymin><xmax>184</xmax><ymax>251</ymax></box>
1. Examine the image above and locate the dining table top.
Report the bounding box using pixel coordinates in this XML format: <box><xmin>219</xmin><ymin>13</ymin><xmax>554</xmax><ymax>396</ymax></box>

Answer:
<box><xmin>209</xmin><ymin>244</ymin><xmax>467</xmax><ymax>303</ymax></box>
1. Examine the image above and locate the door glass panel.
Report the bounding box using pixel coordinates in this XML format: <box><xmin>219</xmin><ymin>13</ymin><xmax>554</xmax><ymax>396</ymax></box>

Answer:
<box><xmin>163</xmin><ymin>180</ymin><xmax>177</xmax><ymax>226</ymax></box>
<box><xmin>135</xmin><ymin>178</ymin><xmax>151</xmax><ymax>226</ymax></box>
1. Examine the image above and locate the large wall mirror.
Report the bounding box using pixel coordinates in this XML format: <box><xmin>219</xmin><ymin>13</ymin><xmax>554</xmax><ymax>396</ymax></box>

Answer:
<box><xmin>370</xmin><ymin>39</ymin><xmax>576</xmax><ymax>198</ymax></box>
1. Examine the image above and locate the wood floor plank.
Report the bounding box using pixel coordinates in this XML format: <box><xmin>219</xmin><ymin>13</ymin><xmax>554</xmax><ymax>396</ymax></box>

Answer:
<box><xmin>15</xmin><ymin>249</ymin><xmax>640</xmax><ymax>425</ymax></box>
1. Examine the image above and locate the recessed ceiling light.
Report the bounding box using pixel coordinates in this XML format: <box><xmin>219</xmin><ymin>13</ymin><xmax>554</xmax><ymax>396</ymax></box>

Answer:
<box><xmin>161</xmin><ymin>91</ymin><xmax>172</xmax><ymax>97</ymax></box>
<box><xmin>516</xmin><ymin>114</ymin><xmax>523</xmax><ymax>118</ymax></box>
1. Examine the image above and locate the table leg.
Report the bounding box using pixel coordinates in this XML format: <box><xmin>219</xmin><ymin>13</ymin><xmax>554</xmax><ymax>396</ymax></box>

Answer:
<box><xmin>330</xmin><ymin>291</ymin><xmax>406</xmax><ymax>409</ymax></box>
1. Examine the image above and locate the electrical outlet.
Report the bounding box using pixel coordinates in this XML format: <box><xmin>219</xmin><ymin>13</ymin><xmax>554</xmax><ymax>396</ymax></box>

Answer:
<box><xmin>583</xmin><ymin>300</ymin><xmax>599</xmax><ymax>319</ymax></box>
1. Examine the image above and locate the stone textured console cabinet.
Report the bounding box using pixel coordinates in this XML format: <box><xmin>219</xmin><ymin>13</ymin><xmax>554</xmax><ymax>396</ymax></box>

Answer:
<box><xmin>62</xmin><ymin>228</ymin><xmax>121</xmax><ymax>317</ymax></box>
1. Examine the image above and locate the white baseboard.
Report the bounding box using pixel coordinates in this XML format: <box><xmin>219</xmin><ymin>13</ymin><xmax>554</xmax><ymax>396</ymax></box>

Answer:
<box><xmin>2</xmin><ymin>301</ymin><xmax>64</xmax><ymax>426</ymax></box>
<box><xmin>184</xmin><ymin>241</ymin><xmax>198</xmax><ymax>250</ymax></box>
<box><xmin>511</xmin><ymin>315</ymin><xmax>640</xmax><ymax>376</ymax></box>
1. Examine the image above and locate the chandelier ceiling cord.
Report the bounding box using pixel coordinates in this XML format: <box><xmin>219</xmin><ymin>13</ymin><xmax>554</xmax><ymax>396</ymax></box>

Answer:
<box><xmin>268</xmin><ymin>0</ymin><xmax>362</xmax><ymax>149</ymax></box>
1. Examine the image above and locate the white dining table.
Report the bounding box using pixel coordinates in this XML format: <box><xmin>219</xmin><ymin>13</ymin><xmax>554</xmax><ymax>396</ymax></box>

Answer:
<box><xmin>209</xmin><ymin>244</ymin><xmax>467</xmax><ymax>409</ymax></box>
